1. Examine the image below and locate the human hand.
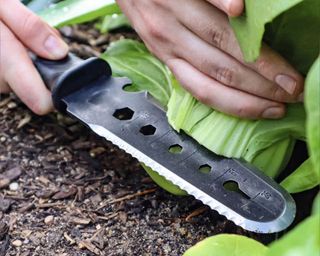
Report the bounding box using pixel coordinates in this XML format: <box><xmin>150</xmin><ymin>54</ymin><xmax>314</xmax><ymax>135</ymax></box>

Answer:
<box><xmin>117</xmin><ymin>0</ymin><xmax>304</xmax><ymax>119</ymax></box>
<box><xmin>0</xmin><ymin>0</ymin><xmax>68</xmax><ymax>115</ymax></box>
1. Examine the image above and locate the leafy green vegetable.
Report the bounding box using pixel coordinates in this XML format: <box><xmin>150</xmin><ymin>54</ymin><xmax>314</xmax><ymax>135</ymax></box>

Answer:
<box><xmin>281</xmin><ymin>158</ymin><xmax>319</xmax><ymax>193</ymax></box>
<box><xmin>97</xmin><ymin>14</ymin><xmax>131</xmax><ymax>33</ymax></box>
<box><xmin>264</xmin><ymin>0</ymin><xmax>320</xmax><ymax>74</ymax></box>
<box><xmin>312</xmin><ymin>193</ymin><xmax>320</xmax><ymax>215</ymax></box>
<box><xmin>101</xmin><ymin>40</ymin><xmax>173</xmax><ymax>106</ymax></box>
<box><xmin>266</xmin><ymin>214</ymin><xmax>320</xmax><ymax>256</ymax></box>
<box><xmin>142</xmin><ymin>164</ymin><xmax>187</xmax><ymax>196</ymax></box>
<box><xmin>183</xmin><ymin>234</ymin><xmax>268</xmax><ymax>256</ymax></box>
<box><xmin>229</xmin><ymin>0</ymin><xmax>302</xmax><ymax>62</ymax></box>
<box><xmin>305</xmin><ymin>57</ymin><xmax>320</xmax><ymax>182</ymax></box>
<box><xmin>167</xmin><ymin>84</ymin><xmax>305</xmax><ymax>178</ymax></box>
<box><xmin>101</xmin><ymin>39</ymin><xmax>308</xmax><ymax>195</ymax></box>
<box><xmin>39</xmin><ymin>0</ymin><xmax>120</xmax><ymax>28</ymax></box>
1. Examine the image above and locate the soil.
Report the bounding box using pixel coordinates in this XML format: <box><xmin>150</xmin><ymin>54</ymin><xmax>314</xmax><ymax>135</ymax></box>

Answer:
<box><xmin>0</xmin><ymin>24</ymin><xmax>317</xmax><ymax>256</ymax></box>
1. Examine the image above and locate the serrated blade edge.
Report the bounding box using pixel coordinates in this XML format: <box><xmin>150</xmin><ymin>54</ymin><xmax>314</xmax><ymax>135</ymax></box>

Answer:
<box><xmin>88</xmin><ymin>123</ymin><xmax>295</xmax><ymax>233</ymax></box>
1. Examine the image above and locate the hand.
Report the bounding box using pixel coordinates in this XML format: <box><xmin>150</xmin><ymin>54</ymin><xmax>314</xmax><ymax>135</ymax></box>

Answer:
<box><xmin>0</xmin><ymin>0</ymin><xmax>68</xmax><ymax>115</ymax></box>
<box><xmin>117</xmin><ymin>0</ymin><xmax>304</xmax><ymax>119</ymax></box>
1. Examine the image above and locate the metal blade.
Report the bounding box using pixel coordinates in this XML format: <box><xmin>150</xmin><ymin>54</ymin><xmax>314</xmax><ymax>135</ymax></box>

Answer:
<box><xmin>62</xmin><ymin>75</ymin><xmax>295</xmax><ymax>233</ymax></box>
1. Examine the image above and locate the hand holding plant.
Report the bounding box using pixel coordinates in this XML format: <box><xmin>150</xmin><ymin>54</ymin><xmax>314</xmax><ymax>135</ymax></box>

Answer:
<box><xmin>116</xmin><ymin>0</ymin><xmax>304</xmax><ymax>119</ymax></box>
<box><xmin>0</xmin><ymin>0</ymin><xmax>68</xmax><ymax>115</ymax></box>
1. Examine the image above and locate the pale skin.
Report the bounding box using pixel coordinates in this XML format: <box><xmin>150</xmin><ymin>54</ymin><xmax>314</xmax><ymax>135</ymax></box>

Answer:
<box><xmin>0</xmin><ymin>0</ymin><xmax>304</xmax><ymax>119</ymax></box>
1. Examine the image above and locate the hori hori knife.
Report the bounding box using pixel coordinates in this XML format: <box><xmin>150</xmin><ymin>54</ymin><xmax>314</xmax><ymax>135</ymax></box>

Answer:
<box><xmin>33</xmin><ymin>53</ymin><xmax>296</xmax><ymax>233</ymax></box>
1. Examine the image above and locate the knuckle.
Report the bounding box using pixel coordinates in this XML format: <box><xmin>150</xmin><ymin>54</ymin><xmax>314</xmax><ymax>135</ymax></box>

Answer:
<box><xmin>255</xmin><ymin>57</ymin><xmax>272</xmax><ymax>75</ymax></box>
<box><xmin>210</xmin><ymin>27</ymin><xmax>229</xmax><ymax>49</ymax></box>
<box><xmin>234</xmin><ymin>103</ymin><xmax>257</xmax><ymax>118</ymax></box>
<box><xmin>21</xmin><ymin>13</ymin><xmax>46</xmax><ymax>40</ymax></box>
<box><xmin>146</xmin><ymin>20</ymin><xmax>166</xmax><ymax>40</ymax></box>
<box><xmin>192</xmin><ymin>87</ymin><xmax>211</xmax><ymax>105</ymax></box>
<box><xmin>214</xmin><ymin>67</ymin><xmax>236</xmax><ymax>86</ymax></box>
<box><xmin>270</xmin><ymin>85</ymin><xmax>295</xmax><ymax>103</ymax></box>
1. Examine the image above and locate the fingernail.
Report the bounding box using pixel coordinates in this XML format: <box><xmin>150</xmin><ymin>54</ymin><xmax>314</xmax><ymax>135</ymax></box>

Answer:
<box><xmin>262</xmin><ymin>107</ymin><xmax>284</xmax><ymax>119</ymax></box>
<box><xmin>44</xmin><ymin>35</ymin><xmax>69</xmax><ymax>59</ymax></box>
<box><xmin>298</xmin><ymin>93</ymin><xmax>304</xmax><ymax>102</ymax></box>
<box><xmin>275</xmin><ymin>74</ymin><xmax>297</xmax><ymax>95</ymax></box>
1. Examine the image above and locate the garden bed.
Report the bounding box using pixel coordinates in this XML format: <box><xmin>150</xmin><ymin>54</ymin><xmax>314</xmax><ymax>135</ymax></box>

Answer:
<box><xmin>0</xmin><ymin>24</ymin><xmax>317</xmax><ymax>256</ymax></box>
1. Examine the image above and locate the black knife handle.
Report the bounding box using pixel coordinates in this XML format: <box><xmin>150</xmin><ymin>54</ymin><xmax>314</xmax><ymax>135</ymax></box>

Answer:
<box><xmin>33</xmin><ymin>53</ymin><xmax>112</xmax><ymax>112</ymax></box>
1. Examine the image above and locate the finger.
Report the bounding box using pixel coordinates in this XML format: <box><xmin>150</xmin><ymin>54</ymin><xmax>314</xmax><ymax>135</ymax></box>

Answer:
<box><xmin>166</xmin><ymin>58</ymin><xmax>285</xmax><ymax>120</ymax></box>
<box><xmin>206</xmin><ymin>0</ymin><xmax>244</xmax><ymax>16</ymax></box>
<box><xmin>173</xmin><ymin>0</ymin><xmax>304</xmax><ymax>99</ymax></box>
<box><xmin>0</xmin><ymin>0</ymin><xmax>68</xmax><ymax>60</ymax></box>
<box><xmin>0</xmin><ymin>21</ymin><xmax>53</xmax><ymax>115</ymax></box>
<box><xmin>172</xmin><ymin>26</ymin><xmax>298</xmax><ymax>103</ymax></box>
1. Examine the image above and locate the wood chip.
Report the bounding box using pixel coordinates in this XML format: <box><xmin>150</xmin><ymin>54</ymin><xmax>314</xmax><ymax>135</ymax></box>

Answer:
<box><xmin>0</xmin><ymin>179</ymin><xmax>10</xmax><ymax>189</ymax></box>
<box><xmin>52</xmin><ymin>186</ymin><xmax>77</xmax><ymax>200</ymax></box>
<box><xmin>79</xmin><ymin>240</ymin><xmax>102</xmax><ymax>255</ymax></box>
<box><xmin>0</xmin><ymin>97</ymin><xmax>10</xmax><ymax>107</ymax></box>
<box><xmin>17</xmin><ymin>114</ymin><xmax>31</xmax><ymax>129</ymax></box>
<box><xmin>63</xmin><ymin>232</ymin><xmax>75</xmax><ymax>245</ymax></box>
<box><xmin>0</xmin><ymin>166</ymin><xmax>22</xmax><ymax>181</ymax></box>
<box><xmin>70</xmin><ymin>217</ymin><xmax>91</xmax><ymax>225</ymax></box>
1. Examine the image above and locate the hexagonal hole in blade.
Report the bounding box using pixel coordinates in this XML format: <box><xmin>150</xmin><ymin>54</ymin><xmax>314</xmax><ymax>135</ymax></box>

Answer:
<box><xmin>169</xmin><ymin>144</ymin><xmax>183</xmax><ymax>154</ymax></box>
<box><xmin>199</xmin><ymin>164</ymin><xmax>212</xmax><ymax>174</ymax></box>
<box><xmin>140</xmin><ymin>125</ymin><xmax>156</xmax><ymax>136</ymax></box>
<box><xmin>113</xmin><ymin>107</ymin><xmax>134</xmax><ymax>120</ymax></box>
<box><xmin>223</xmin><ymin>181</ymin><xmax>250</xmax><ymax>199</ymax></box>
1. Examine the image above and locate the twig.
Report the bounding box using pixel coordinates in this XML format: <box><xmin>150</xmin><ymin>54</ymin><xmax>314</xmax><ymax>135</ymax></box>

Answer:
<box><xmin>185</xmin><ymin>206</ymin><xmax>209</xmax><ymax>222</ymax></box>
<box><xmin>96</xmin><ymin>188</ymin><xmax>157</xmax><ymax>210</ymax></box>
<box><xmin>96</xmin><ymin>212</ymin><xmax>118</xmax><ymax>221</ymax></box>
<box><xmin>110</xmin><ymin>188</ymin><xmax>157</xmax><ymax>204</ymax></box>
<box><xmin>36</xmin><ymin>202</ymin><xmax>64</xmax><ymax>209</ymax></box>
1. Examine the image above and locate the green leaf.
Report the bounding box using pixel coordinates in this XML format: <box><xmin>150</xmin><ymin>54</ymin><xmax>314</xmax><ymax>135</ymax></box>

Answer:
<box><xmin>266</xmin><ymin>214</ymin><xmax>320</xmax><ymax>256</ymax></box>
<box><xmin>39</xmin><ymin>0</ymin><xmax>121</xmax><ymax>28</ymax></box>
<box><xmin>98</xmin><ymin>14</ymin><xmax>130</xmax><ymax>33</ymax></box>
<box><xmin>230</xmin><ymin>0</ymin><xmax>302</xmax><ymax>62</ymax></box>
<box><xmin>101</xmin><ymin>39</ymin><xmax>173</xmax><ymax>106</ymax></box>
<box><xmin>264</xmin><ymin>0</ymin><xmax>320</xmax><ymax>74</ymax></box>
<box><xmin>183</xmin><ymin>234</ymin><xmax>268</xmax><ymax>256</ymax></box>
<box><xmin>167</xmin><ymin>84</ymin><xmax>306</xmax><ymax>178</ymax></box>
<box><xmin>305</xmin><ymin>57</ymin><xmax>320</xmax><ymax>183</ymax></box>
<box><xmin>281</xmin><ymin>158</ymin><xmax>320</xmax><ymax>193</ymax></box>
<box><xmin>312</xmin><ymin>193</ymin><xmax>320</xmax><ymax>215</ymax></box>
<box><xmin>142</xmin><ymin>164</ymin><xmax>187</xmax><ymax>196</ymax></box>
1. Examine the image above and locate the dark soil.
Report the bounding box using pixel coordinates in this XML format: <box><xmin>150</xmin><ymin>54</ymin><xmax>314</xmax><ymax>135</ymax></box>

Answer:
<box><xmin>0</xmin><ymin>24</ymin><xmax>317</xmax><ymax>256</ymax></box>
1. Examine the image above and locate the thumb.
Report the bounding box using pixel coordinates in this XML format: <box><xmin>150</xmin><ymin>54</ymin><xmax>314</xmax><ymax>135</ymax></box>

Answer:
<box><xmin>0</xmin><ymin>0</ymin><xmax>68</xmax><ymax>60</ymax></box>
